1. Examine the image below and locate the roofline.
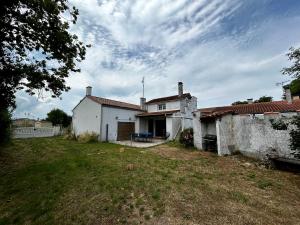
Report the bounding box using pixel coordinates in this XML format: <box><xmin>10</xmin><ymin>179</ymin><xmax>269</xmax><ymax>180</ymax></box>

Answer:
<box><xmin>136</xmin><ymin>110</ymin><xmax>180</xmax><ymax>117</ymax></box>
<box><xmin>101</xmin><ymin>104</ymin><xmax>145</xmax><ymax>112</ymax></box>
<box><xmin>146</xmin><ymin>93</ymin><xmax>192</xmax><ymax>104</ymax></box>
<box><xmin>72</xmin><ymin>96</ymin><xmax>144</xmax><ymax>112</ymax></box>
<box><xmin>72</xmin><ymin>96</ymin><xmax>88</xmax><ymax>112</ymax></box>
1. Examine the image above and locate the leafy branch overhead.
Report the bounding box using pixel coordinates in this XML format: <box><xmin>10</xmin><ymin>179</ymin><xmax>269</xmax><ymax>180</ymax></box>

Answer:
<box><xmin>0</xmin><ymin>0</ymin><xmax>90</xmax><ymax>109</ymax></box>
<box><xmin>282</xmin><ymin>47</ymin><xmax>300</xmax><ymax>79</ymax></box>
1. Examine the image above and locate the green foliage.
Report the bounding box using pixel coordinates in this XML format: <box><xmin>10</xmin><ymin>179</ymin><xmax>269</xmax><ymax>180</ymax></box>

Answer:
<box><xmin>269</xmin><ymin>118</ymin><xmax>288</xmax><ymax>130</ymax></box>
<box><xmin>257</xmin><ymin>179</ymin><xmax>273</xmax><ymax>189</ymax></box>
<box><xmin>282</xmin><ymin>47</ymin><xmax>300</xmax><ymax>79</ymax></box>
<box><xmin>179</xmin><ymin>128</ymin><xmax>194</xmax><ymax>147</ymax></box>
<box><xmin>232</xmin><ymin>101</ymin><xmax>248</xmax><ymax>105</ymax></box>
<box><xmin>289</xmin><ymin>115</ymin><xmax>300</xmax><ymax>159</ymax></box>
<box><xmin>232</xmin><ymin>96</ymin><xmax>273</xmax><ymax>105</ymax></box>
<box><xmin>46</xmin><ymin>108</ymin><xmax>71</xmax><ymax>127</ymax></box>
<box><xmin>0</xmin><ymin>0</ymin><xmax>88</xmax><ymax>110</ymax></box>
<box><xmin>0</xmin><ymin>108</ymin><xmax>12</xmax><ymax>144</ymax></box>
<box><xmin>289</xmin><ymin>79</ymin><xmax>300</xmax><ymax>95</ymax></box>
<box><xmin>254</xmin><ymin>96</ymin><xmax>273</xmax><ymax>103</ymax></box>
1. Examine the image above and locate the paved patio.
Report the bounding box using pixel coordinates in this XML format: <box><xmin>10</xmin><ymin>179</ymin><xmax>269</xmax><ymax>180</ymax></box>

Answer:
<box><xmin>115</xmin><ymin>139</ymin><xmax>167</xmax><ymax>148</ymax></box>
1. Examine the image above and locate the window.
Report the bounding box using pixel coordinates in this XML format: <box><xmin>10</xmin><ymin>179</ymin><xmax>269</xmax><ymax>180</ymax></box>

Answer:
<box><xmin>158</xmin><ymin>103</ymin><xmax>166</xmax><ymax>111</ymax></box>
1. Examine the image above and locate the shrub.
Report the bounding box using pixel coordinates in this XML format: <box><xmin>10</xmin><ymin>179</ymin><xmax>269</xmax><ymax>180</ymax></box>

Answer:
<box><xmin>179</xmin><ymin>128</ymin><xmax>194</xmax><ymax>148</ymax></box>
<box><xmin>269</xmin><ymin>118</ymin><xmax>288</xmax><ymax>130</ymax></box>
<box><xmin>0</xmin><ymin>108</ymin><xmax>12</xmax><ymax>145</ymax></box>
<box><xmin>289</xmin><ymin>115</ymin><xmax>300</xmax><ymax>159</ymax></box>
<box><xmin>77</xmin><ymin>132</ymin><xmax>98</xmax><ymax>143</ymax></box>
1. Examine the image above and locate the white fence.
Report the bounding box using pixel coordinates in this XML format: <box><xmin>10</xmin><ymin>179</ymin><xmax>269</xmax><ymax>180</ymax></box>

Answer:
<box><xmin>13</xmin><ymin>126</ymin><xmax>61</xmax><ymax>139</ymax></box>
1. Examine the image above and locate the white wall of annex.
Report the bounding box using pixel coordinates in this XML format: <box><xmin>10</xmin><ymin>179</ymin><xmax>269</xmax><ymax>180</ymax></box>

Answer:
<box><xmin>72</xmin><ymin>98</ymin><xmax>101</xmax><ymax>136</ymax></box>
<box><xmin>101</xmin><ymin>106</ymin><xmax>139</xmax><ymax>141</ymax></box>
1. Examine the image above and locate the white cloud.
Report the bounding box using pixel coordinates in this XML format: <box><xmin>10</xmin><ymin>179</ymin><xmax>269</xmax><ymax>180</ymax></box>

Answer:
<box><xmin>13</xmin><ymin>1</ymin><xmax>300</xmax><ymax>118</ymax></box>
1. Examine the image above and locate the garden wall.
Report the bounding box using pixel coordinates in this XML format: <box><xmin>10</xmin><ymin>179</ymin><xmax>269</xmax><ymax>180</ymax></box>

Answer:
<box><xmin>13</xmin><ymin>126</ymin><xmax>61</xmax><ymax>139</ymax></box>
<box><xmin>217</xmin><ymin>114</ymin><xmax>293</xmax><ymax>159</ymax></box>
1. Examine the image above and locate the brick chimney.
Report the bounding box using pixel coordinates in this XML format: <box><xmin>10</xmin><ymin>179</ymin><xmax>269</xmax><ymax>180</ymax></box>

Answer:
<box><xmin>247</xmin><ymin>98</ymin><xmax>253</xmax><ymax>104</ymax></box>
<box><xmin>86</xmin><ymin>86</ymin><xmax>92</xmax><ymax>96</ymax></box>
<box><xmin>178</xmin><ymin>82</ymin><xmax>183</xmax><ymax>96</ymax></box>
<box><xmin>284</xmin><ymin>87</ymin><xmax>292</xmax><ymax>103</ymax></box>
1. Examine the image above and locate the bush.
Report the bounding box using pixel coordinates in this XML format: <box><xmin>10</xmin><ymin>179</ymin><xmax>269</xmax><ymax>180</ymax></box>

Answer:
<box><xmin>77</xmin><ymin>132</ymin><xmax>98</xmax><ymax>143</ymax></box>
<box><xmin>289</xmin><ymin>116</ymin><xmax>300</xmax><ymax>159</ymax></box>
<box><xmin>179</xmin><ymin>128</ymin><xmax>194</xmax><ymax>148</ymax></box>
<box><xmin>269</xmin><ymin>118</ymin><xmax>288</xmax><ymax>130</ymax></box>
<box><xmin>0</xmin><ymin>108</ymin><xmax>12</xmax><ymax>145</ymax></box>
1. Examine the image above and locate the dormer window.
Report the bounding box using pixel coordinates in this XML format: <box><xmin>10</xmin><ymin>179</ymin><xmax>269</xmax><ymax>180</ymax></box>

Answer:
<box><xmin>158</xmin><ymin>103</ymin><xmax>166</xmax><ymax>111</ymax></box>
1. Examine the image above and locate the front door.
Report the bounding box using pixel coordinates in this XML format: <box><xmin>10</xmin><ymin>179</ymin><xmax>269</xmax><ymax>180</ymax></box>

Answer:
<box><xmin>155</xmin><ymin>119</ymin><xmax>166</xmax><ymax>137</ymax></box>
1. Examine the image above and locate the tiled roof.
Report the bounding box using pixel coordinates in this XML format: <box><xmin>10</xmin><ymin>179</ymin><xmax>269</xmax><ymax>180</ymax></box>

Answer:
<box><xmin>200</xmin><ymin>100</ymin><xmax>300</xmax><ymax>118</ymax></box>
<box><xmin>146</xmin><ymin>93</ymin><xmax>191</xmax><ymax>104</ymax></box>
<box><xmin>87</xmin><ymin>96</ymin><xmax>143</xmax><ymax>111</ymax></box>
<box><xmin>136</xmin><ymin>110</ymin><xmax>180</xmax><ymax>117</ymax></box>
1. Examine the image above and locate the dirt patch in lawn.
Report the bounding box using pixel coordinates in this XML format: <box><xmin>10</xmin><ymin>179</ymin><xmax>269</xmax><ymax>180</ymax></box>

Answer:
<box><xmin>149</xmin><ymin>144</ymin><xmax>212</xmax><ymax>160</ymax></box>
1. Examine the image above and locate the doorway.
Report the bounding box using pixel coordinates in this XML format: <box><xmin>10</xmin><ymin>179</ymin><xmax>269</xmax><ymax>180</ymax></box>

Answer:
<box><xmin>155</xmin><ymin>119</ymin><xmax>166</xmax><ymax>137</ymax></box>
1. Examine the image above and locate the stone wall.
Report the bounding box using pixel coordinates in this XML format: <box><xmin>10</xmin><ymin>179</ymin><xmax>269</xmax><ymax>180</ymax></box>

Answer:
<box><xmin>217</xmin><ymin>114</ymin><xmax>293</xmax><ymax>159</ymax></box>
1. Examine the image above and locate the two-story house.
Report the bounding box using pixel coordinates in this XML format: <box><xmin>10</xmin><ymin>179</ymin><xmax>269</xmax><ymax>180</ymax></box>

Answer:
<box><xmin>72</xmin><ymin>82</ymin><xmax>197</xmax><ymax>141</ymax></box>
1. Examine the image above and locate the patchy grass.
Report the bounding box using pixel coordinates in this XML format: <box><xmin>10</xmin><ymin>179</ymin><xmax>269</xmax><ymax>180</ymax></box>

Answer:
<box><xmin>0</xmin><ymin>137</ymin><xmax>300</xmax><ymax>225</ymax></box>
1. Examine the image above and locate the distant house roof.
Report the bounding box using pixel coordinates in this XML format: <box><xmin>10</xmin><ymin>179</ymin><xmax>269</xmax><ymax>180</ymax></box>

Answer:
<box><xmin>136</xmin><ymin>110</ymin><xmax>180</xmax><ymax>117</ymax></box>
<box><xmin>200</xmin><ymin>100</ymin><xmax>300</xmax><ymax>119</ymax></box>
<box><xmin>146</xmin><ymin>93</ymin><xmax>192</xmax><ymax>104</ymax></box>
<box><xmin>87</xmin><ymin>96</ymin><xmax>143</xmax><ymax>111</ymax></box>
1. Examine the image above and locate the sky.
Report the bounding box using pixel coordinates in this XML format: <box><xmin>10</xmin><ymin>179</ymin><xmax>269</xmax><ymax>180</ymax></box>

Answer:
<box><xmin>14</xmin><ymin>0</ymin><xmax>300</xmax><ymax>119</ymax></box>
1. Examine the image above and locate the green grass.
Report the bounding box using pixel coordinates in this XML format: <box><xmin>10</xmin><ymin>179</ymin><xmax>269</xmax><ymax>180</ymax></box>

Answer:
<box><xmin>0</xmin><ymin>137</ymin><xmax>300</xmax><ymax>225</ymax></box>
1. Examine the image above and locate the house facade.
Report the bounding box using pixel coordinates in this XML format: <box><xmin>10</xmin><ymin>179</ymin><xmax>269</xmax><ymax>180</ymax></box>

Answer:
<box><xmin>72</xmin><ymin>82</ymin><xmax>197</xmax><ymax>142</ymax></box>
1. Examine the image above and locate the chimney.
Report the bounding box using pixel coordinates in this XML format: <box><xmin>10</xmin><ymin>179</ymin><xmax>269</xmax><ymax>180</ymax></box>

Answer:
<box><xmin>178</xmin><ymin>82</ymin><xmax>183</xmax><ymax>96</ymax></box>
<box><xmin>86</xmin><ymin>86</ymin><xmax>92</xmax><ymax>96</ymax></box>
<box><xmin>284</xmin><ymin>87</ymin><xmax>292</xmax><ymax>103</ymax></box>
<box><xmin>247</xmin><ymin>98</ymin><xmax>253</xmax><ymax>104</ymax></box>
<box><xmin>140</xmin><ymin>97</ymin><xmax>146</xmax><ymax>110</ymax></box>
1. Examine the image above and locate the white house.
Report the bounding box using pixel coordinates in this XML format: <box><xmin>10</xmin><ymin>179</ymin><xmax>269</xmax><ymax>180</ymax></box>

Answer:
<box><xmin>72</xmin><ymin>82</ymin><xmax>197</xmax><ymax>142</ymax></box>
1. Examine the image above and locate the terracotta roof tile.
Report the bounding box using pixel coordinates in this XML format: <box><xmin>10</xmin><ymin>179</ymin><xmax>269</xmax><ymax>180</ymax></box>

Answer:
<box><xmin>146</xmin><ymin>93</ymin><xmax>191</xmax><ymax>104</ymax></box>
<box><xmin>87</xmin><ymin>96</ymin><xmax>143</xmax><ymax>111</ymax></box>
<box><xmin>200</xmin><ymin>100</ymin><xmax>300</xmax><ymax>118</ymax></box>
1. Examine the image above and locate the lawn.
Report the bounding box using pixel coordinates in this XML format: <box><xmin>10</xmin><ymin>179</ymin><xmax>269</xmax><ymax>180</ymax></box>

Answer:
<box><xmin>0</xmin><ymin>137</ymin><xmax>299</xmax><ymax>225</ymax></box>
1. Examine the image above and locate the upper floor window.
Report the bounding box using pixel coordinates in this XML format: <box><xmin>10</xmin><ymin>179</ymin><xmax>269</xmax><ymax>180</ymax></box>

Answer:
<box><xmin>158</xmin><ymin>103</ymin><xmax>166</xmax><ymax>111</ymax></box>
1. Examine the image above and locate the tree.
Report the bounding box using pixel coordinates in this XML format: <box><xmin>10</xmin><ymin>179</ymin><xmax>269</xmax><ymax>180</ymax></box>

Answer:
<box><xmin>254</xmin><ymin>96</ymin><xmax>273</xmax><ymax>103</ymax></box>
<box><xmin>0</xmin><ymin>109</ymin><xmax>12</xmax><ymax>144</ymax></box>
<box><xmin>46</xmin><ymin>108</ymin><xmax>71</xmax><ymax>127</ymax></box>
<box><xmin>0</xmin><ymin>0</ymin><xmax>88</xmax><ymax>143</ymax></box>
<box><xmin>289</xmin><ymin>116</ymin><xmax>300</xmax><ymax>159</ymax></box>
<box><xmin>232</xmin><ymin>101</ymin><xmax>248</xmax><ymax>106</ymax></box>
<box><xmin>282</xmin><ymin>47</ymin><xmax>300</xmax><ymax>79</ymax></box>
<box><xmin>288</xmin><ymin>79</ymin><xmax>300</xmax><ymax>95</ymax></box>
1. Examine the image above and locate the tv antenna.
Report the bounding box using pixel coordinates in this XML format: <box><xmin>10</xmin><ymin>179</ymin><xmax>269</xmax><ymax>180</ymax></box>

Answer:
<box><xmin>142</xmin><ymin>76</ymin><xmax>145</xmax><ymax>97</ymax></box>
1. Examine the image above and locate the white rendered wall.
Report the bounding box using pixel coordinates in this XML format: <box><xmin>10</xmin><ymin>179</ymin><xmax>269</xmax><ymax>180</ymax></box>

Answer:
<box><xmin>147</xmin><ymin>101</ymin><xmax>180</xmax><ymax>112</ymax></box>
<box><xmin>72</xmin><ymin>98</ymin><xmax>101</xmax><ymax>136</ymax></box>
<box><xmin>166</xmin><ymin>117</ymin><xmax>173</xmax><ymax>139</ymax></box>
<box><xmin>101</xmin><ymin>106</ymin><xmax>139</xmax><ymax>141</ymax></box>
<box><xmin>193</xmin><ymin>111</ymin><xmax>203</xmax><ymax>149</ymax></box>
